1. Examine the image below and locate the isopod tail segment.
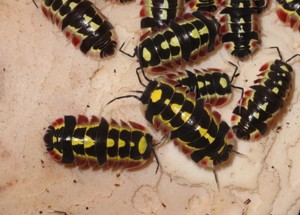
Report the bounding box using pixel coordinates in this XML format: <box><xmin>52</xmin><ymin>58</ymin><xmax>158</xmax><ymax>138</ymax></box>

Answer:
<box><xmin>188</xmin><ymin>0</ymin><xmax>222</xmax><ymax>13</ymax></box>
<box><xmin>231</xmin><ymin>46</ymin><xmax>299</xmax><ymax>140</ymax></box>
<box><xmin>157</xmin><ymin>61</ymin><xmax>244</xmax><ymax>107</ymax></box>
<box><xmin>107</xmin><ymin>68</ymin><xmax>236</xmax><ymax>173</ymax></box>
<box><xmin>253</xmin><ymin>0</ymin><xmax>270</xmax><ymax>14</ymax></box>
<box><xmin>37</xmin><ymin>0</ymin><xmax>117</xmax><ymax>59</ymax></box>
<box><xmin>119</xmin><ymin>10</ymin><xmax>221</xmax><ymax>73</ymax></box>
<box><xmin>44</xmin><ymin>115</ymin><xmax>160</xmax><ymax>173</ymax></box>
<box><xmin>219</xmin><ymin>0</ymin><xmax>260</xmax><ymax>59</ymax></box>
<box><xmin>139</xmin><ymin>0</ymin><xmax>186</xmax><ymax>30</ymax></box>
<box><xmin>276</xmin><ymin>0</ymin><xmax>300</xmax><ymax>31</ymax></box>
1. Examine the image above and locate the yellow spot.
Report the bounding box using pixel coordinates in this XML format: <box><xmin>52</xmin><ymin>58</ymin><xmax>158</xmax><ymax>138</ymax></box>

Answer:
<box><xmin>260</xmin><ymin>102</ymin><xmax>268</xmax><ymax>111</ymax></box>
<box><xmin>199</xmin><ymin>26</ymin><xmax>208</xmax><ymax>35</ymax></box>
<box><xmin>138</xmin><ymin>137</ymin><xmax>147</xmax><ymax>154</ymax></box>
<box><xmin>204</xmin><ymin>132</ymin><xmax>215</xmax><ymax>143</ymax></box>
<box><xmin>181</xmin><ymin>111</ymin><xmax>191</xmax><ymax>122</ymax></box>
<box><xmin>272</xmin><ymin>87</ymin><xmax>279</xmax><ymax>94</ymax></box>
<box><xmin>83</xmin><ymin>14</ymin><xmax>93</xmax><ymax>24</ymax></box>
<box><xmin>198</xmin><ymin>126</ymin><xmax>207</xmax><ymax>136</ymax></box>
<box><xmin>205</xmin><ymin>81</ymin><xmax>211</xmax><ymax>86</ymax></box>
<box><xmin>254</xmin><ymin>112</ymin><xmax>260</xmax><ymax>119</ymax></box>
<box><xmin>119</xmin><ymin>140</ymin><xmax>126</xmax><ymax>148</ymax></box>
<box><xmin>191</xmin><ymin>28</ymin><xmax>199</xmax><ymax>39</ymax></box>
<box><xmin>219</xmin><ymin>77</ymin><xmax>228</xmax><ymax>88</ymax></box>
<box><xmin>151</xmin><ymin>89</ymin><xmax>162</xmax><ymax>103</ymax></box>
<box><xmin>107</xmin><ymin>139</ymin><xmax>115</xmax><ymax>148</ymax></box>
<box><xmin>198</xmin><ymin>81</ymin><xmax>205</xmax><ymax>88</ymax></box>
<box><xmin>69</xmin><ymin>2</ymin><xmax>78</xmax><ymax>9</ymax></box>
<box><xmin>171</xmin><ymin>103</ymin><xmax>181</xmax><ymax>113</ymax></box>
<box><xmin>280</xmin><ymin>65</ymin><xmax>289</xmax><ymax>72</ymax></box>
<box><xmin>161</xmin><ymin>41</ymin><xmax>169</xmax><ymax>49</ymax></box>
<box><xmin>239</xmin><ymin>17</ymin><xmax>246</xmax><ymax>24</ymax></box>
<box><xmin>170</xmin><ymin>37</ymin><xmax>179</xmax><ymax>47</ymax></box>
<box><xmin>90</xmin><ymin>21</ymin><xmax>100</xmax><ymax>31</ymax></box>
<box><xmin>142</xmin><ymin>48</ymin><xmax>151</xmax><ymax>62</ymax></box>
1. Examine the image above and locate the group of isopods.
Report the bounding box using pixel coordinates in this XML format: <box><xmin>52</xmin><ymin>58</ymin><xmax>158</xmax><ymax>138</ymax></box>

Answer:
<box><xmin>38</xmin><ymin>0</ymin><xmax>300</xmax><ymax>183</ymax></box>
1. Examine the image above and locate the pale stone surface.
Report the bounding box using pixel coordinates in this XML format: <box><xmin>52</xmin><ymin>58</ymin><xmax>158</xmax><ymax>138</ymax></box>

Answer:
<box><xmin>1</xmin><ymin>1</ymin><xmax>300</xmax><ymax>215</ymax></box>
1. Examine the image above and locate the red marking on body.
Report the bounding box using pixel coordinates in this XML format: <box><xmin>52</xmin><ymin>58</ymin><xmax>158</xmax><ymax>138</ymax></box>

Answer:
<box><xmin>183</xmin><ymin>13</ymin><xmax>193</xmax><ymax>19</ymax></box>
<box><xmin>242</xmin><ymin>98</ymin><xmax>248</xmax><ymax>106</ymax></box>
<box><xmin>219</xmin><ymin>15</ymin><xmax>227</xmax><ymax>23</ymax></box>
<box><xmin>254</xmin><ymin>133</ymin><xmax>261</xmax><ymax>140</ymax></box>
<box><xmin>189</xmin><ymin>1</ymin><xmax>195</xmax><ymax>8</ymax></box>
<box><xmin>151</xmin><ymin>66</ymin><xmax>167</xmax><ymax>73</ymax></box>
<box><xmin>78</xmin><ymin>115</ymin><xmax>89</xmax><ymax>125</ymax></box>
<box><xmin>245</xmin><ymin>90</ymin><xmax>252</xmax><ymax>96</ymax></box>
<box><xmin>72</xmin><ymin>36</ymin><xmax>81</xmax><ymax>47</ymax></box>
<box><xmin>220</xmin><ymin>25</ymin><xmax>228</xmax><ymax>34</ymax></box>
<box><xmin>251</xmin><ymin>40</ymin><xmax>257</xmax><ymax>49</ymax></box>
<box><xmin>121</xmin><ymin>120</ymin><xmax>130</xmax><ymax>128</ymax></box>
<box><xmin>41</xmin><ymin>6</ymin><xmax>49</xmax><ymax>18</ymax></box>
<box><xmin>215</xmin><ymin>39</ymin><xmax>221</xmax><ymax>47</ymax></box>
<box><xmin>209</xmin><ymin>98</ymin><xmax>217</xmax><ymax>106</ymax></box>
<box><xmin>65</xmin><ymin>31</ymin><xmax>71</xmax><ymax>38</ymax></box>
<box><xmin>177</xmin><ymin>86</ymin><xmax>188</xmax><ymax>93</ymax></box>
<box><xmin>88</xmin><ymin>158</ymin><xmax>99</xmax><ymax>167</ymax></box>
<box><xmin>259</xmin><ymin>62</ymin><xmax>269</xmax><ymax>71</ymax></box>
<box><xmin>204</xmin><ymin>103</ymin><xmax>212</xmax><ymax>111</ymax></box>
<box><xmin>207</xmin><ymin>68</ymin><xmax>221</xmax><ymax>72</ymax></box>
<box><xmin>140</xmin><ymin>8</ymin><xmax>146</xmax><ymax>17</ymax></box>
<box><xmin>199</xmin><ymin>50</ymin><xmax>207</xmax><ymax>56</ymax></box>
<box><xmin>200</xmin><ymin>159</ymin><xmax>208</xmax><ymax>167</ymax></box>
<box><xmin>140</xmin><ymin>31</ymin><xmax>150</xmax><ymax>41</ymax></box>
<box><xmin>55</xmin><ymin>18</ymin><xmax>60</xmax><ymax>26</ymax></box>
<box><xmin>49</xmin><ymin>151</ymin><xmax>62</xmax><ymax>162</ymax></box>
<box><xmin>215</xmin><ymin>97</ymin><xmax>228</xmax><ymax>107</ymax></box>
<box><xmin>161</xmin><ymin>125</ymin><xmax>170</xmax><ymax>135</ymax></box>
<box><xmin>140</xmin><ymin>0</ymin><xmax>144</xmax><ymax>5</ymax></box>
<box><xmin>173</xmin><ymin>139</ymin><xmax>180</xmax><ymax>146</ymax></box>
<box><xmin>110</xmin><ymin>118</ymin><xmax>118</xmax><ymax>127</ymax></box>
<box><xmin>181</xmin><ymin>146</ymin><xmax>192</xmax><ymax>154</ymax></box>
<box><xmin>75</xmin><ymin>157</ymin><xmax>88</xmax><ymax>167</ymax></box>
<box><xmin>254</xmin><ymin>78</ymin><xmax>263</xmax><ymax>84</ymax></box>
<box><xmin>224</xmin><ymin>43</ymin><xmax>232</xmax><ymax>50</ymax></box>
<box><xmin>53</xmin><ymin>117</ymin><xmax>64</xmax><ymax>127</ymax></box>
<box><xmin>212</xmin><ymin>111</ymin><xmax>221</xmax><ymax>123</ymax></box>
<box><xmin>175</xmin><ymin>59</ymin><xmax>182</xmax><ymax>65</ymax></box>
<box><xmin>153</xmin><ymin>118</ymin><xmax>162</xmax><ymax>130</ymax></box>
<box><xmin>126</xmin><ymin>161</ymin><xmax>143</xmax><ymax>169</ymax></box>
<box><xmin>227</xmin><ymin>131</ymin><xmax>234</xmax><ymax>140</ymax></box>
<box><xmin>290</xmin><ymin>17</ymin><xmax>297</xmax><ymax>28</ymax></box>
<box><xmin>231</xmin><ymin>115</ymin><xmax>237</xmax><ymax>122</ymax></box>
<box><xmin>91</xmin><ymin>115</ymin><xmax>100</xmax><ymax>124</ymax></box>
<box><xmin>129</xmin><ymin>121</ymin><xmax>145</xmax><ymax>131</ymax></box>
<box><xmin>276</xmin><ymin>9</ymin><xmax>288</xmax><ymax>22</ymax></box>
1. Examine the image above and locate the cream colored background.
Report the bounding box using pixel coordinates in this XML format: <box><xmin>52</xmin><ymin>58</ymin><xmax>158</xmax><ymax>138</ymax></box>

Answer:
<box><xmin>1</xmin><ymin>0</ymin><xmax>300</xmax><ymax>214</ymax></box>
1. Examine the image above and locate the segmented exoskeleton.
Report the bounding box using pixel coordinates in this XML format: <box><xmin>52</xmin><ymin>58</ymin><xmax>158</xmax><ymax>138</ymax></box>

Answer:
<box><xmin>44</xmin><ymin>115</ymin><xmax>156</xmax><ymax>169</ymax></box>
<box><xmin>189</xmin><ymin>0</ymin><xmax>221</xmax><ymax>13</ymax></box>
<box><xmin>219</xmin><ymin>0</ymin><xmax>260</xmax><ymax>58</ymax></box>
<box><xmin>108</xmin><ymin>71</ymin><xmax>235</xmax><ymax>169</ymax></box>
<box><xmin>157</xmin><ymin>63</ymin><xmax>240</xmax><ymax>107</ymax></box>
<box><xmin>120</xmin><ymin>11</ymin><xmax>220</xmax><ymax>73</ymax></box>
<box><xmin>37</xmin><ymin>0</ymin><xmax>117</xmax><ymax>58</ymax></box>
<box><xmin>140</xmin><ymin>0</ymin><xmax>185</xmax><ymax>30</ymax></box>
<box><xmin>276</xmin><ymin>0</ymin><xmax>300</xmax><ymax>31</ymax></box>
<box><xmin>231</xmin><ymin>47</ymin><xmax>298</xmax><ymax>140</ymax></box>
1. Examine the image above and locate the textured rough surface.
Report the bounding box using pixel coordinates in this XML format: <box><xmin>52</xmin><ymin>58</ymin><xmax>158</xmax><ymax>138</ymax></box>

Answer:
<box><xmin>1</xmin><ymin>1</ymin><xmax>300</xmax><ymax>215</ymax></box>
